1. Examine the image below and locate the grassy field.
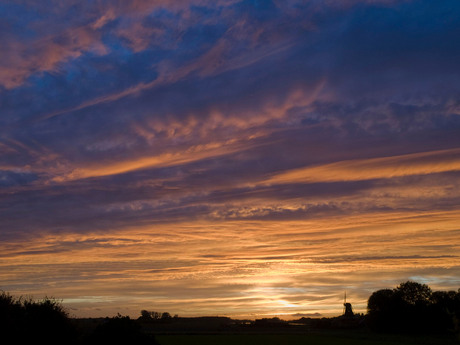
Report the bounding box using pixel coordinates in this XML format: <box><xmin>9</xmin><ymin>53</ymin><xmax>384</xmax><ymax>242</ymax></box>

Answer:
<box><xmin>156</xmin><ymin>331</ymin><xmax>459</xmax><ymax>345</ymax></box>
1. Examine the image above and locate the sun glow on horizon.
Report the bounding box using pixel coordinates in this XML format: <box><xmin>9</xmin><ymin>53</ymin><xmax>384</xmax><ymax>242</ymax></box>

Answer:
<box><xmin>2</xmin><ymin>209</ymin><xmax>459</xmax><ymax>318</ymax></box>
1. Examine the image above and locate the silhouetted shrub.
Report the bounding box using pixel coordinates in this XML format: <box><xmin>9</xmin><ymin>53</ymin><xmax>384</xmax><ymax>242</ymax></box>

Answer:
<box><xmin>0</xmin><ymin>291</ymin><xmax>77</xmax><ymax>344</ymax></box>
<box><xmin>0</xmin><ymin>291</ymin><xmax>23</xmax><ymax>334</ymax></box>
<box><xmin>86</xmin><ymin>314</ymin><xmax>158</xmax><ymax>345</ymax></box>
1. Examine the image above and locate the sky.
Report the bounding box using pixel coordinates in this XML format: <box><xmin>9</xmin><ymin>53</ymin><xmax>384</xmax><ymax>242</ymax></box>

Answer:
<box><xmin>1</xmin><ymin>0</ymin><xmax>460</xmax><ymax>319</ymax></box>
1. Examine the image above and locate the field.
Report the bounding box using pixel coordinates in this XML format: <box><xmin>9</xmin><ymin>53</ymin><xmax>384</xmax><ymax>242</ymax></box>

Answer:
<box><xmin>156</xmin><ymin>331</ymin><xmax>459</xmax><ymax>345</ymax></box>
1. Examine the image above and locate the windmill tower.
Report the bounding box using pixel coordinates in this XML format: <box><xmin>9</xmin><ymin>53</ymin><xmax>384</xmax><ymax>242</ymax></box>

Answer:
<box><xmin>343</xmin><ymin>291</ymin><xmax>354</xmax><ymax>317</ymax></box>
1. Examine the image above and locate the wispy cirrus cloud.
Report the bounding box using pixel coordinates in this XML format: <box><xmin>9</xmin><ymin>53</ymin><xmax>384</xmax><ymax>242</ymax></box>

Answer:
<box><xmin>264</xmin><ymin>148</ymin><xmax>460</xmax><ymax>185</ymax></box>
<box><xmin>1</xmin><ymin>210</ymin><xmax>459</xmax><ymax>317</ymax></box>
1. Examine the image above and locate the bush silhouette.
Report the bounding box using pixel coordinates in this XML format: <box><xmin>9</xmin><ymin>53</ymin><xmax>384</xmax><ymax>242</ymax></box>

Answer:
<box><xmin>0</xmin><ymin>291</ymin><xmax>77</xmax><ymax>344</ymax></box>
<box><xmin>86</xmin><ymin>314</ymin><xmax>158</xmax><ymax>345</ymax></box>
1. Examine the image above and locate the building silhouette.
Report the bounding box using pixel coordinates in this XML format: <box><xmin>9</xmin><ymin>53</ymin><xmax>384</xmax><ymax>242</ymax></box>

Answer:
<box><xmin>343</xmin><ymin>292</ymin><xmax>354</xmax><ymax>317</ymax></box>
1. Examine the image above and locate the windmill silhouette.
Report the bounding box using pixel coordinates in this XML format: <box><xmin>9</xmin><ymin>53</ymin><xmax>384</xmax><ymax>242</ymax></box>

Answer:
<box><xmin>343</xmin><ymin>291</ymin><xmax>354</xmax><ymax>317</ymax></box>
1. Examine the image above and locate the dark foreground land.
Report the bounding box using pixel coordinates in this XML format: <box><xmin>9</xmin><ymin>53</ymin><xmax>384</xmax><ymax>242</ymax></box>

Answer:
<box><xmin>148</xmin><ymin>319</ymin><xmax>458</xmax><ymax>345</ymax></box>
<box><xmin>156</xmin><ymin>331</ymin><xmax>458</xmax><ymax>345</ymax></box>
<box><xmin>72</xmin><ymin>315</ymin><xmax>459</xmax><ymax>345</ymax></box>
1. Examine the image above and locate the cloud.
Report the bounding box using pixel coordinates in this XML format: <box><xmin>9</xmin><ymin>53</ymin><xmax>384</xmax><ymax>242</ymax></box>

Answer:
<box><xmin>0</xmin><ymin>0</ymin><xmax>290</xmax><ymax>91</ymax></box>
<box><xmin>53</xmin><ymin>140</ymin><xmax>244</xmax><ymax>182</ymax></box>
<box><xmin>0</xmin><ymin>170</ymin><xmax>38</xmax><ymax>187</ymax></box>
<box><xmin>33</xmin><ymin>83</ymin><xmax>324</xmax><ymax>182</ymax></box>
<box><xmin>264</xmin><ymin>148</ymin><xmax>460</xmax><ymax>185</ymax></box>
<box><xmin>0</xmin><ymin>24</ymin><xmax>108</xmax><ymax>89</ymax></box>
<box><xmin>292</xmin><ymin>312</ymin><xmax>322</xmax><ymax>318</ymax></box>
<box><xmin>1</xmin><ymin>210</ymin><xmax>459</xmax><ymax>317</ymax></box>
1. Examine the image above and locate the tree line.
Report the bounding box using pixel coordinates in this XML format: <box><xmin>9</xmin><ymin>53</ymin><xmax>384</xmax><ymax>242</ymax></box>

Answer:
<box><xmin>139</xmin><ymin>309</ymin><xmax>178</xmax><ymax>321</ymax></box>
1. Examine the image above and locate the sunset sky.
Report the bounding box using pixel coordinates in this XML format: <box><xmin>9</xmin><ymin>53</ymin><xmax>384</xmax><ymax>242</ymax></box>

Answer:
<box><xmin>1</xmin><ymin>0</ymin><xmax>460</xmax><ymax>319</ymax></box>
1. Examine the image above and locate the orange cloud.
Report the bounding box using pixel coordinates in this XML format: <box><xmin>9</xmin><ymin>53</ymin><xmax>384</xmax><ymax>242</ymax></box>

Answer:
<box><xmin>38</xmin><ymin>32</ymin><xmax>305</xmax><ymax>122</ymax></box>
<box><xmin>1</xmin><ymin>209</ymin><xmax>459</xmax><ymax>317</ymax></box>
<box><xmin>264</xmin><ymin>148</ymin><xmax>460</xmax><ymax>185</ymax></box>
<box><xmin>0</xmin><ymin>26</ymin><xmax>107</xmax><ymax>89</ymax></box>
<box><xmin>47</xmin><ymin>84</ymin><xmax>325</xmax><ymax>182</ymax></box>
<box><xmin>0</xmin><ymin>0</ymin><xmax>239</xmax><ymax>90</ymax></box>
<box><xmin>53</xmin><ymin>140</ymin><xmax>244</xmax><ymax>182</ymax></box>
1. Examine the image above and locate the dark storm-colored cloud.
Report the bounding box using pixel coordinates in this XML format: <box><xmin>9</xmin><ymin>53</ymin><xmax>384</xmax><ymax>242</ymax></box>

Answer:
<box><xmin>1</xmin><ymin>158</ymin><xmax>458</xmax><ymax>239</ymax></box>
<box><xmin>0</xmin><ymin>170</ymin><xmax>38</xmax><ymax>187</ymax></box>
<box><xmin>1</xmin><ymin>0</ymin><xmax>457</xmax><ymax>166</ymax></box>
<box><xmin>1</xmin><ymin>0</ymin><xmax>458</xmax><ymax>139</ymax></box>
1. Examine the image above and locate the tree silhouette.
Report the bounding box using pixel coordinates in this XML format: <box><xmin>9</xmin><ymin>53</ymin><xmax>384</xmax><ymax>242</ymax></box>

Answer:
<box><xmin>138</xmin><ymin>309</ymin><xmax>174</xmax><ymax>323</ymax></box>
<box><xmin>367</xmin><ymin>281</ymin><xmax>460</xmax><ymax>335</ymax></box>
<box><xmin>86</xmin><ymin>314</ymin><xmax>158</xmax><ymax>345</ymax></box>
<box><xmin>395</xmin><ymin>281</ymin><xmax>432</xmax><ymax>305</ymax></box>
